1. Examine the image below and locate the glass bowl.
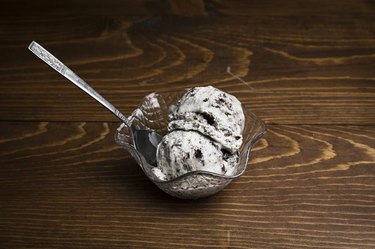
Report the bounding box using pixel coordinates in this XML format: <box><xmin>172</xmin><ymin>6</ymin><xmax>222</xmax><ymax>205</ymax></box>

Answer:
<box><xmin>114</xmin><ymin>89</ymin><xmax>266</xmax><ymax>199</ymax></box>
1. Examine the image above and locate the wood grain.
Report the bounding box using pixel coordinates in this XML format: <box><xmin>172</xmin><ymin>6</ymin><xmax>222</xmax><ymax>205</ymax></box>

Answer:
<box><xmin>0</xmin><ymin>122</ymin><xmax>374</xmax><ymax>249</ymax></box>
<box><xmin>0</xmin><ymin>0</ymin><xmax>374</xmax><ymax>248</ymax></box>
<box><xmin>0</xmin><ymin>0</ymin><xmax>374</xmax><ymax>124</ymax></box>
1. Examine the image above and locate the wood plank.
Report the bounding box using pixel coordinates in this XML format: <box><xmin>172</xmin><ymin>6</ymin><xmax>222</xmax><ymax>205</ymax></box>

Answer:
<box><xmin>0</xmin><ymin>122</ymin><xmax>374</xmax><ymax>248</ymax></box>
<box><xmin>1</xmin><ymin>1</ymin><xmax>374</xmax><ymax>249</ymax></box>
<box><xmin>0</xmin><ymin>1</ymin><xmax>374</xmax><ymax>124</ymax></box>
<box><xmin>0</xmin><ymin>0</ymin><xmax>171</xmax><ymax>17</ymax></box>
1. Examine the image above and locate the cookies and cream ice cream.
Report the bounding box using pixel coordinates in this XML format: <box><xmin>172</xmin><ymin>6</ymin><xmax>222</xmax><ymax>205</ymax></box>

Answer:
<box><xmin>169</xmin><ymin>86</ymin><xmax>245</xmax><ymax>153</ymax></box>
<box><xmin>153</xmin><ymin>86</ymin><xmax>245</xmax><ymax>181</ymax></box>
<box><xmin>155</xmin><ymin>130</ymin><xmax>239</xmax><ymax>181</ymax></box>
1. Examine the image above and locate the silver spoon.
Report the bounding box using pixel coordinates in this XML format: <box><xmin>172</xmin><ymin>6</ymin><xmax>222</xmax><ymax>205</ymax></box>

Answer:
<box><xmin>28</xmin><ymin>41</ymin><xmax>162</xmax><ymax>165</ymax></box>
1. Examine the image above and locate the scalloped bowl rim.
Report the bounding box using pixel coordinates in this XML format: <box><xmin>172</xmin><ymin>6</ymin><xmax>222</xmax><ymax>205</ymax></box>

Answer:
<box><xmin>115</xmin><ymin>89</ymin><xmax>267</xmax><ymax>184</ymax></box>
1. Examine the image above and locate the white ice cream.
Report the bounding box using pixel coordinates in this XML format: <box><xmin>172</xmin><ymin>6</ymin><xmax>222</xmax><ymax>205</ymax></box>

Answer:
<box><xmin>153</xmin><ymin>86</ymin><xmax>245</xmax><ymax>181</ymax></box>
<box><xmin>168</xmin><ymin>86</ymin><xmax>245</xmax><ymax>153</ymax></box>
<box><xmin>155</xmin><ymin>130</ymin><xmax>238</xmax><ymax>181</ymax></box>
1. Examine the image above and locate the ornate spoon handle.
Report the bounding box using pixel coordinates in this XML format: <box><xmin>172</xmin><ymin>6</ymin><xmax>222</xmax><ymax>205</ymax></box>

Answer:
<box><xmin>28</xmin><ymin>41</ymin><xmax>131</xmax><ymax>127</ymax></box>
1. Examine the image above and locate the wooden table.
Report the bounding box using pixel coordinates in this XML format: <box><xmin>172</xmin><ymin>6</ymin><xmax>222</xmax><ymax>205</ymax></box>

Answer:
<box><xmin>1</xmin><ymin>1</ymin><xmax>374</xmax><ymax>248</ymax></box>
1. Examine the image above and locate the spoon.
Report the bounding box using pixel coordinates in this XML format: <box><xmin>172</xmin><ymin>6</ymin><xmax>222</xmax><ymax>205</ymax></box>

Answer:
<box><xmin>28</xmin><ymin>41</ymin><xmax>162</xmax><ymax>165</ymax></box>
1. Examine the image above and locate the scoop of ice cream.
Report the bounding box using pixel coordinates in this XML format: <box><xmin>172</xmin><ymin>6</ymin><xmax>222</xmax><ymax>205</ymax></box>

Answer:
<box><xmin>168</xmin><ymin>86</ymin><xmax>245</xmax><ymax>153</ymax></box>
<box><xmin>154</xmin><ymin>130</ymin><xmax>239</xmax><ymax>181</ymax></box>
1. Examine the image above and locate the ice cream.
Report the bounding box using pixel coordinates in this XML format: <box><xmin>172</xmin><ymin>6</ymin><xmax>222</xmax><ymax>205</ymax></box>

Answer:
<box><xmin>153</xmin><ymin>86</ymin><xmax>245</xmax><ymax>181</ymax></box>
<box><xmin>169</xmin><ymin>86</ymin><xmax>245</xmax><ymax>153</ymax></box>
<box><xmin>155</xmin><ymin>130</ymin><xmax>239</xmax><ymax>181</ymax></box>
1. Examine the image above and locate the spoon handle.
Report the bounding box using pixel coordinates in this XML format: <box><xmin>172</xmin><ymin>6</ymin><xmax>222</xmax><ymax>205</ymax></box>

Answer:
<box><xmin>28</xmin><ymin>41</ymin><xmax>131</xmax><ymax>127</ymax></box>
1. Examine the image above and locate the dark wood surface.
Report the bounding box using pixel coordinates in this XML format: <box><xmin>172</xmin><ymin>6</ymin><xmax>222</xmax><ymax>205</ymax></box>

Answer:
<box><xmin>0</xmin><ymin>1</ymin><xmax>374</xmax><ymax>248</ymax></box>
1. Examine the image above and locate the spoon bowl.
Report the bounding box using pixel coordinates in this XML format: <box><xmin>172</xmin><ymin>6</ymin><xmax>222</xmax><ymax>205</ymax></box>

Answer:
<box><xmin>28</xmin><ymin>41</ymin><xmax>266</xmax><ymax>199</ymax></box>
